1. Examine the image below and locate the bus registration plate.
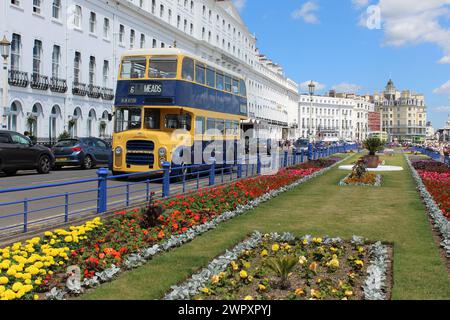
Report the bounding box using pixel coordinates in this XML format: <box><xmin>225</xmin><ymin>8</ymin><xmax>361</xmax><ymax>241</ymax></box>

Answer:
<box><xmin>128</xmin><ymin>83</ymin><xmax>163</xmax><ymax>95</ymax></box>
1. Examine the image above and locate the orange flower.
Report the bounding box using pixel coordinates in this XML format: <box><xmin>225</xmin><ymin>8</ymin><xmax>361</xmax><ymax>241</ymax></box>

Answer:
<box><xmin>157</xmin><ymin>230</ymin><xmax>165</xmax><ymax>239</ymax></box>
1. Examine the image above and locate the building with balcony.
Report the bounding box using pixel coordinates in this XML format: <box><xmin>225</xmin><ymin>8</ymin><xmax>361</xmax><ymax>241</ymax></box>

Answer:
<box><xmin>298</xmin><ymin>91</ymin><xmax>375</xmax><ymax>142</ymax></box>
<box><xmin>0</xmin><ymin>0</ymin><xmax>299</xmax><ymax>142</ymax></box>
<box><xmin>371</xmin><ymin>79</ymin><xmax>427</xmax><ymax>143</ymax></box>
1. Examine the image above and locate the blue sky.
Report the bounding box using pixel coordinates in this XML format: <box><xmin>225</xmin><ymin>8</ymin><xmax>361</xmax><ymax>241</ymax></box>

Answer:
<box><xmin>234</xmin><ymin>0</ymin><xmax>450</xmax><ymax>129</ymax></box>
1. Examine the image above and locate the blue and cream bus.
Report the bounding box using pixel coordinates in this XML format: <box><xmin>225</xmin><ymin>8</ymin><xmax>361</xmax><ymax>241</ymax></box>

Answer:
<box><xmin>111</xmin><ymin>48</ymin><xmax>248</xmax><ymax>175</ymax></box>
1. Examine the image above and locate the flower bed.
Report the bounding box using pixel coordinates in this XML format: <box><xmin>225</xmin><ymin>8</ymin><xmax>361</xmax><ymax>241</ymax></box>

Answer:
<box><xmin>165</xmin><ymin>232</ymin><xmax>391</xmax><ymax>300</ymax></box>
<box><xmin>412</xmin><ymin>160</ymin><xmax>450</xmax><ymax>220</ymax></box>
<box><xmin>405</xmin><ymin>155</ymin><xmax>450</xmax><ymax>257</ymax></box>
<box><xmin>339</xmin><ymin>173</ymin><xmax>382</xmax><ymax>187</ymax></box>
<box><xmin>0</xmin><ymin>156</ymin><xmax>346</xmax><ymax>300</ymax></box>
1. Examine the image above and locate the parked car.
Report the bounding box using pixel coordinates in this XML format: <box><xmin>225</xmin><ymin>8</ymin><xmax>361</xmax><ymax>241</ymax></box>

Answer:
<box><xmin>0</xmin><ymin>130</ymin><xmax>55</xmax><ymax>176</ymax></box>
<box><xmin>52</xmin><ymin>138</ymin><xmax>112</xmax><ymax>170</ymax></box>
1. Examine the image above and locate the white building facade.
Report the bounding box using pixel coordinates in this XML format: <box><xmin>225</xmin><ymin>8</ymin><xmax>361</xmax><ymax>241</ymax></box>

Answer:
<box><xmin>298</xmin><ymin>93</ymin><xmax>374</xmax><ymax>142</ymax></box>
<box><xmin>0</xmin><ymin>0</ymin><xmax>299</xmax><ymax>142</ymax></box>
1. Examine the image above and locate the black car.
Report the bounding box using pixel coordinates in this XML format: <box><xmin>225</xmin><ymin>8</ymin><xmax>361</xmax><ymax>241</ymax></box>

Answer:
<box><xmin>52</xmin><ymin>138</ymin><xmax>111</xmax><ymax>170</ymax></box>
<box><xmin>0</xmin><ymin>130</ymin><xmax>55</xmax><ymax>176</ymax></box>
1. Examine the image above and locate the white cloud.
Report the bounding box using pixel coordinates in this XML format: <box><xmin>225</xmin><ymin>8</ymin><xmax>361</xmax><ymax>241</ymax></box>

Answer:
<box><xmin>355</xmin><ymin>0</ymin><xmax>450</xmax><ymax>64</ymax></box>
<box><xmin>433</xmin><ymin>80</ymin><xmax>450</xmax><ymax>95</ymax></box>
<box><xmin>299</xmin><ymin>80</ymin><xmax>326</xmax><ymax>92</ymax></box>
<box><xmin>291</xmin><ymin>1</ymin><xmax>320</xmax><ymax>24</ymax></box>
<box><xmin>438</xmin><ymin>56</ymin><xmax>450</xmax><ymax>64</ymax></box>
<box><xmin>434</xmin><ymin>106</ymin><xmax>450</xmax><ymax>112</ymax></box>
<box><xmin>352</xmin><ymin>0</ymin><xmax>370</xmax><ymax>9</ymax></box>
<box><xmin>332</xmin><ymin>82</ymin><xmax>363</xmax><ymax>93</ymax></box>
<box><xmin>233</xmin><ymin>0</ymin><xmax>247</xmax><ymax>11</ymax></box>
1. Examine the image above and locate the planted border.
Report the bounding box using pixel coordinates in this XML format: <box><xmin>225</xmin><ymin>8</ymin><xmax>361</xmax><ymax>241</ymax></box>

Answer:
<box><xmin>404</xmin><ymin>154</ymin><xmax>450</xmax><ymax>257</ymax></box>
<box><xmin>164</xmin><ymin>232</ymin><xmax>391</xmax><ymax>300</ymax></box>
<box><xmin>338</xmin><ymin>174</ymin><xmax>382</xmax><ymax>187</ymax></box>
<box><xmin>44</xmin><ymin>155</ymin><xmax>352</xmax><ymax>300</ymax></box>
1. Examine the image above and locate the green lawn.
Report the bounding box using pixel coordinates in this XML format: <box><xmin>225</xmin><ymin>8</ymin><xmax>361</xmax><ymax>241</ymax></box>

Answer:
<box><xmin>82</xmin><ymin>152</ymin><xmax>450</xmax><ymax>300</ymax></box>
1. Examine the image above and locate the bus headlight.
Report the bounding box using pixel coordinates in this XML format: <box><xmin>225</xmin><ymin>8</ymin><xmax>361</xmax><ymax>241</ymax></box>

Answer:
<box><xmin>158</xmin><ymin>147</ymin><xmax>167</xmax><ymax>157</ymax></box>
<box><xmin>115</xmin><ymin>147</ymin><xmax>123</xmax><ymax>155</ymax></box>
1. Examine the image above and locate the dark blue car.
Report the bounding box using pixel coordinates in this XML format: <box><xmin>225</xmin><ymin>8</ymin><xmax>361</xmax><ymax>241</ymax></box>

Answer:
<box><xmin>52</xmin><ymin>138</ymin><xmax>111</xmax><ymax>170</ymax></box>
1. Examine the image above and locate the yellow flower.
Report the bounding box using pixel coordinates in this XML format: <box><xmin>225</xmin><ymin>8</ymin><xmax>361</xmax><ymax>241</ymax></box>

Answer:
<box><xmin>34</xmin><ymin>294</ymin><xmax>39</xmax><ymax>300</ymax></box>
<box><xmin>271</xmin><ymin>244</ymin><xmax>280</xmax><ymax>252</ymax></box>
<box><xmin>200</xmin><ymin>287</ymin><xmax>210</xmax><ymax>294</ymax></box>
<box><xmin>243</xmin><ymin>262</ymin><xmax>251</xmax><ymax>269</ymax></box>
<box><xmin>0</xmin><ymin>276</ymin><xmax>9</xmax><ymax>285</ymax></box>
<box><xmin>211</xmin><ymin>275</ymin><xmax>220</xmax><ymax>284</ymax></box>
<box><xmin>0</xmin><ymin>286</ymin><xmax>5</xmax><ymax>294</ymax></box>
<box><xmin>3</xmin><ymin>289</ymin><xmax>16</xmax><ymax>300</ymax></box>
<box><xmin>12</xmin><ymin>282</ymin><xmax>23</xmax><ymax>292</ymax></box>
<box><xmin>298</xmin><ymin>256</ymin><xmax>307</xmax><ymax>265</ymax></box>
<box><xmin>313</xmin><ymin>237</ymin><xmax>322</xmax><ymax>244</ymax></box>
<box><xmin>244</xmin><ymin>296</ymin><xmax>254</xmax><ymax>300</ymax></box>
<box><xmin>354</xmin><ymin>260</ymin><xmax>364</xmax><ymax>267</ymax></box>
<box><xmin>258</xmin><ymin>284</ymin><xmax>266</xmax><ymax>292</ymax></box>
<box><xmin>64</xmin><ymin>236</ymin><xmax>73</xmax><ymax>243</ymax></box>
<box><xmin>260</xmin><ymin>249</ymin><xmax>268</xmax><ymax>257</ymax></box>
<box><xmin>35</xmin><ymin>279</ymin><xmax>42</xmax><ymax>285</ymax></box>
<box><xmin>345</xmin><ymin>290</ymin><xmax>353</xmax><ymax>297</ymax></box>
<box><xmin>44</xmin><ymin>231</ymin><xmax>53</xmax><ymax>237</ymax></box>
<box><xmin>310</xmin><ymin>288</ymin><xmax>321</xmax><ymax>299</ymax></box>
<box><xmin>327</xmin><ymin>255</ymin><xmax>340</xmax><ymax>269</ymax></box>
<box><xmin>294</xmin><ymin>288</ymin><xmax>305</xmax><ymax>296</ymax></box>
<box><xmin>231</xmin><ymin>261</ymin><xmax>238</xmax><ymax>271</ymax></box>
<box><xmin>239</xmin><ymin>270</ymin><xmax>248</xmax><ymax>279</ymax></box>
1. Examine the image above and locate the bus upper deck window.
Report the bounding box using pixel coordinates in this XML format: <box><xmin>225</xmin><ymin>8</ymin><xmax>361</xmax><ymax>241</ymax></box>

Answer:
<box><xmin>232</xmin><ymin>79</ymin><xmax>239</xmax><ymax>95</ymax></box>
<box><xmin>144</xmin><ymin>109</ymin><xmax>161</xmax><ymax>129</ymax></box>
<box><xmin>121</xmin><ymin>57</ymin><xmax>147</xmax><ymax>79</ymax></box>
<box><xmin>224</xmin><ymin>76</ymin><xmax>232</xmax><ymax>92</ymax></box>
<box><xmin>182</xmin><ymin>57</ymin><xmax>194</xmax><ymax>81</ymax></box>
<box><xmin>149</xmin><ymin>56</ymin><xmax>177</xmax><ymax>79</ymax></box>
<box><xmin>216</xmin><ymin>73</ymin><xmax>224</xmax><ymax>90</ymax></box>
<box><xmin>239</xmin><ymin>79</ymin><xmax>247</xmax><ymax>96</ymax></box>
<box><xmin>195</xmin><ymin>62</ymin><xmax>206</xmax><ymax>85</ymax></box>
<box><xmin>206</xmin><ymin>68</ymin><xmax>215</xmax><ymax>87</ymax></box>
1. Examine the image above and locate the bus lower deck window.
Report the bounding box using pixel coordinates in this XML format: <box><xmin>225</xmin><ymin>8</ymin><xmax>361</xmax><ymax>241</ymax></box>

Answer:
<box><xmin>144</xmin><ymin>109</ymin><xmax>161</xmax><ymax>129</ymax></box>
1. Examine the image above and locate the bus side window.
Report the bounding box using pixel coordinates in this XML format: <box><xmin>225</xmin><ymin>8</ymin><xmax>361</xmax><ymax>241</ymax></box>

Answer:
<box><xmin>182</xmin><ymin>57</ymin><xmax>194</xmax><ymax>81</ymax></box>
<box><xmin>216</xmin><ymin>72</ymin><xmax>224</xmax><ymax>90</ymax></box>
<box><xmin>225</xmin><ymin>120</ymin><xmax>232</xmax><ymax>136</ymax></box>
<box><xmin>206</xmin><ymin>68</ymin><xmax>215</xmax><ymax>87</ymax></box>
<box><xmin>232</xmin><ymin>79</ymin><xmax>239</xmax><ymax>95</ymax></box>
<box><xmin>240</xmin><ymin>79</ymin><xmax>247</xmax><ymax>96</ymax></box>
<box><xmin>207</xmin><ymin>118</ymin><xmax>216</xmax><ymax>133</ymax></box>
<box><xmin>195</xmin><ymin>117</ymin><xmax>205</xmax><ymax>135</ymax></box>
<box><xmin>215</xmin><ymin>119</ymin><xmax>225</xmax><ymax>134</ymax></box>
<box><xmin>233</xmin><ymin>121</ymin><xmax>239</xmax><ymax>136</ymax></box>
<box><xmin>195</xmin><ymin>62</ymin><xmax>206</xmax><ymax>85</ymax></box>
<box><xmin>224</xmin><ymin>76</ymin><xmax>232</xmax><ymax>92</ymax></box>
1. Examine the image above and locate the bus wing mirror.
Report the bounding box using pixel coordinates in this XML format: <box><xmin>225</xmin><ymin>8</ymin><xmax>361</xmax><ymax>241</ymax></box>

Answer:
<box><xmin>108</xmin><ymin>113</ymin><xmax>113</xmax><ymax>122</ymax></box>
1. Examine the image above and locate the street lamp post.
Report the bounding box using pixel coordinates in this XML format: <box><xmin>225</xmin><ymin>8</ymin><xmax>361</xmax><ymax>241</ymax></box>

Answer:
<box><xmin>308</xmin><ymin>81</ymin><xmax>315</xmax><ymax>160</ymax></box>
<box><xmin>0</xmin><ymin>36</ymin><xmax>11</xmax><ymax>130</ymax></box>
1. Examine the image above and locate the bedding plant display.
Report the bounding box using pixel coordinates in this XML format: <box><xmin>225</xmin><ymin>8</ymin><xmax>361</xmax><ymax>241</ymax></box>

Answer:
<box><xmin>339</xmin><ymin>158</ymin><xmax>382</xmax><ymax>187</ymax></box>
<box><xmin>165</xmin><ymin>232</ymin><xmax>391</xmax><ymax>300</ymax></box>
<box><xmin>0</xmin><ymin>157</ymin><xmax>344</xmax><ymax>300</ymax></box>
<box><xmin>411</xmin><ymin>160</ymin><xmax>450</xmax><ymax>220</ymax></box>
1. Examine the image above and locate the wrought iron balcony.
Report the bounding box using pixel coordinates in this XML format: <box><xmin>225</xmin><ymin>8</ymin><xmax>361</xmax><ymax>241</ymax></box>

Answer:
<box><xmin>8</xmin><ymin>70</ymin><xmax>29</xmax><ymax>88</ymax></box>
<box><xmin>72</xmin><ymin>81</ymin><xmax>88</xmax><ymax>96</ymax></box>
<box><xmin>50</xmin><ymin>77</ymin><xmax>67</xmax><ymax>93</ymax></box>
<box><xmin>30</xmin><ymin>73</ymin><xmax>49</xmax><ymax>90</ymax></box>
<box><xmin>87</xmin><ymin>85</ymin><xmax>101</xmax><ymax>99</ymax></box>
<box><xmin>101</xmin><ymin>87</ymin><xmax>115</xmax><ymax>100</ymax></box>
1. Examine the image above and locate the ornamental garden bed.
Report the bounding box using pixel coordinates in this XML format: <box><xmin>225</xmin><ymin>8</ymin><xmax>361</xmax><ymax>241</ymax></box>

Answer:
<box><xmin>0</xmin><ymin>156</ymin><xmax>346</xmax><ymax>300</ymax></box>
<box><xmin>406</xmin><ymin>156</ymin><xmax>450</xmax><ymax>258</ymax></box>
<box><xmin>165</xmin><ymin>232</ymin><xmax>393</xmax><ymax>300</ymax></box>
<box><xmin>339</xmin><ymin>173</ymin><xmax>382</xmax><ymax>187</ymax></box>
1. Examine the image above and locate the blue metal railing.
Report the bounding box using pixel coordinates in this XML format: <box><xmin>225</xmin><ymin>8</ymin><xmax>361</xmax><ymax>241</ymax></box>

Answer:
<box><xmin>412</xmin><ymin>147</ymin><xmax>450</xmax><ymax>166</ymax></box>
<box><xmin>0</xmin><ymin>144</ymin><xmax>358</xmax><ymax>234</ymax></box>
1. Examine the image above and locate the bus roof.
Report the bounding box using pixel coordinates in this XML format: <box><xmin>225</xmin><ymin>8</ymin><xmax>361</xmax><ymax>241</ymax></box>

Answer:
<box><xmin>121</xmin><ymin>48</ymin><xmax>244</xmax><ymax>80</ymax></box>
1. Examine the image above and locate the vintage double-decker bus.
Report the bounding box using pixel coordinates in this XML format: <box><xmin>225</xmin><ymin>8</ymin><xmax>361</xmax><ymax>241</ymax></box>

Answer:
<box><xmin>111</xmin><ymin>48</ymin><xmax>248</xmax><ymax>175</ymax></box>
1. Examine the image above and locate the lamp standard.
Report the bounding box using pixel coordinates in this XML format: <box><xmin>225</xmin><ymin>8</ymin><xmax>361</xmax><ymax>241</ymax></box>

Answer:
<box><xmin>307</xmin><ymin>81</ymin><xmax>315</xmax><ymax>160</ymax></box>
<box><xmin>0</xmin><ymin>36</ymin><xmax>11</xmax><ymax>130</ymax></box>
